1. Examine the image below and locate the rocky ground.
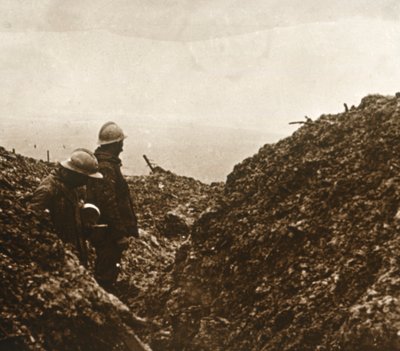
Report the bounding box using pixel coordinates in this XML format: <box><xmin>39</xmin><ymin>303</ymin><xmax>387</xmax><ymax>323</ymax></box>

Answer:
<box><xmin>137</xmin><ymin>93</ymin><xmax>400</xmax><ymax>351</ymax></box>
<box><xmin>0</xmin><ymin>147</ymin><xmax>220</xmax><ymax>351</ymax></box>
<box><xmin>2</xmin><ymin>93</ymin><xmax>400</xmax><ymax>351</ymax></box>
<box><xmin>0</xmin><ymin>149</ymin><xmax>153</xmax><ymax>351</ymax></box>
<box><xmin>117</xmin><ymin>170</ymin><xmax>223</xmax><ymax>324</ymax></box>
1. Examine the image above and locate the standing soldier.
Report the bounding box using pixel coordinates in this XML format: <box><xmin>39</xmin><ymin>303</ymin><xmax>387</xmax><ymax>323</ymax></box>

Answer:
<box><xmin>87</xmin><ymin>122</ymin><xmax>139</xmax><ymax>291</ymax></box>
<box><xmin>29</xmin><ymin>148</ymin><xmax>103</xmax><ymax>266</ymax></box>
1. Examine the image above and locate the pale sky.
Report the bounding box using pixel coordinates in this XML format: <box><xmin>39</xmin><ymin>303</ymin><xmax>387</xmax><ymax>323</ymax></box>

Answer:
<box><xmin>0</xmin><ymin>1</ymin><xmax>399</xmax><ymax>181</ymax></box>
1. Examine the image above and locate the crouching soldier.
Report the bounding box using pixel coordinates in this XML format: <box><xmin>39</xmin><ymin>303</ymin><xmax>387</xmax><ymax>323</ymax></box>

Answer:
<box><xmin>29</xmin><ymin>148</ymin><xmax>103</xmax><ymax>266</ymax></box>
<box><xmin>87</xmin><ymin>122</ymin><xmax>139</xmax><ymax>291</ymax></box>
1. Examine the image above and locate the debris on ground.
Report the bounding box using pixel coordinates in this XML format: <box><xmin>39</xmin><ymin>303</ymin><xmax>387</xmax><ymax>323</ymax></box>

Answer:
<box><xmin>3</xmin><ymin>93</ymin><xmax>400</xmax><ymax>351</ymax></box>
<box><xmin>0</xmin><ymin>147</ymin><xmax>151</xmax><ymax>351</ymax></box>
<box><xmin>117</xmin><ymin>172</ymin><xmax>223</xmax><ymax>338</ymax></box>
<box><xmin>0</xmin><ymin>146</ymin><xmax>221</xmax><ymax>350</ymax></box>
<box><xmin>138</xmin><ymin>93</ymin><xmax>400</xmax><ymax>351</ymax></box>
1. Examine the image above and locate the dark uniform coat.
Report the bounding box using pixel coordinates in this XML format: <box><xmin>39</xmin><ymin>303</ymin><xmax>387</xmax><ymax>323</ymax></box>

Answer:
<box><xmin>29</xmin><ymin>167</ymin><xmax>87</xmax><ymax>265</ymax></box>
<box><xmin>86</xmin><ymin>150</ymin><xmax>138</xmax><ymax>241</ymax></box>
<box><xmin>86</xmin><ymin>149</ymin><xmax>138</xmax><ymax>288</ymax></box>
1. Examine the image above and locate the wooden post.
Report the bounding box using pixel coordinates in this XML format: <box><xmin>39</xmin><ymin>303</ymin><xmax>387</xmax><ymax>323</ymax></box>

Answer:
<box><xmin>47</xmin><ymin>150</ymin><xmax>50</xmax><ymax>163</ymax></box>
<box><xmin>143</xmin><ymin>155</ymin><xmax>155</xmax><ymax>173</ymax></box>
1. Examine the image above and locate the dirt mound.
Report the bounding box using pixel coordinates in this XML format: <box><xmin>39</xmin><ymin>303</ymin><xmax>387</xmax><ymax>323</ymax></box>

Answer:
<box><xmin>142</xmin><ymin>94</ymin><xmax>400</xmax><ymax>350</ymax></box>
<box><xmin>0</xmin><ymin>145</ymin><xmax>221</xmax><ymax>350</ymax></box>
<box><xmin>4</xmin><ymin>93</ymin><xmax>400</xmax><ymax>350</ymax></box>
<box><xmin>127</xmin><ymin>171</ymin><xmax>223</xmax><ymax>235</ymax></box>
<box><xmin>117</xmin><ymin>172</ymin><xmax>223</xmax><ymax>339</ymax></box>
<box><xmin>0</xmin><ymin>148</ymin><xmax>150</xmax><ymax>351</ymax></box>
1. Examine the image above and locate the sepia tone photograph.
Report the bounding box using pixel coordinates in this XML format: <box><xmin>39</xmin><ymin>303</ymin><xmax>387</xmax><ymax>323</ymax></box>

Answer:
<box><xmin>1</xmin><ymin>1</ymin><xmax>400</xmax><ymax>350</ymax></box>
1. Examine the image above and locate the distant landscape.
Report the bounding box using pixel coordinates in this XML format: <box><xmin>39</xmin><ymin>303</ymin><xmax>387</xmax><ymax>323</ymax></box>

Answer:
<box><xmin>0</xmin><ymin>116</ymin><xmax>286</xmax><ymax>183</ymax></box>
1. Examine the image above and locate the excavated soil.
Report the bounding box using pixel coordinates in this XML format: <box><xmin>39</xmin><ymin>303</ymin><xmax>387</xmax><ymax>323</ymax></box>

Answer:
<box><xmin>138</xmin><ymin>94</ymin><xmax>400</xmax><ymax>351</ymax></box>
<box><xmin>3</xmin><ymin>93</ymin><xmax>400</xmax><ymax>351</ymax></box>
<box><xmin>0</xmin><ymin>149</ymin><xmax>150</xmax><ymax>351</ymax></box>
<box><xmin>116</xmin><ymin>171</ymin><xmax>223</xmax><ymax>311</ymax></box>
<box><xmin>0</xmin><ymin>147</ymin><xmax>220</xmax><ymax>350</ymax></box>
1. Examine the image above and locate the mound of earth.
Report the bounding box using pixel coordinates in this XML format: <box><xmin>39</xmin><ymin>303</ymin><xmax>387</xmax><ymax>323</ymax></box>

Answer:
<box><xmin>0</xmin><ymin>147</ymin><xmax>152</xmax><ymax>351</ymax></box>
<box><xmin>117</xmin><ymin>172</ymin><xmax>223</xmax><ymax>337</ymax></box>
<box><xmin>0</xmin><ymin>146</ymin><xmax>222</xmax><ymax>350</ymax></box>
<box><xmin>140</xmin><ymin>94</ymin><xmax>400</xmax><ymax>351</ymax></box>
<box><xmin>127</xmin><ymin>171</ymin><xmax>223</xmax><ymax>235</ymax></box>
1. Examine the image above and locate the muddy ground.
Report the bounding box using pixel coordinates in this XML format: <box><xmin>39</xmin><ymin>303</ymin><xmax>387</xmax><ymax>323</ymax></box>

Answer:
<box><xmin>2</xmin><ymin>93</ymin><xmax>400</xmax><ymax>350</ymax></box>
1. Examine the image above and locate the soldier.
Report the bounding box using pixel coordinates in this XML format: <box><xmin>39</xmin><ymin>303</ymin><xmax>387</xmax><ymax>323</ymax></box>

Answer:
<box><xmin>29</xmin><ymin>148</ymin><xmax>103</xmax><ymax>266</ymax></box>
<box><xmin>87</xmin><ymin>122</ymin><xmax>139</xmax><ymax>291</ymax></box>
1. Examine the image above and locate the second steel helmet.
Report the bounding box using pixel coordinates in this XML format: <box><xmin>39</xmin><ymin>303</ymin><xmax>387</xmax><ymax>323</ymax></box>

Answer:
<box><xmin>97</xmin><ymin>121</ymin><xmax>127</xmax><ymax>145</ymax></box>
<box><xmin>61</xmin><ymin>148</ymin><xmax>103</xmax><ymax>179</ymax></box>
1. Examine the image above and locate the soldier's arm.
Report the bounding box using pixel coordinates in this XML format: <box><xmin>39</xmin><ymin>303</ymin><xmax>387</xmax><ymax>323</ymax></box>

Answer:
<box><xmin>29</xmin><ymin>180</ymin><xmax>55</xmax><ymax>212</ymax></box>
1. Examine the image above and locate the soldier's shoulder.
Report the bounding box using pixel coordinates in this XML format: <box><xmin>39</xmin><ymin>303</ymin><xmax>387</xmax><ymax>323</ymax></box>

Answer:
<box><xmin>97</xmin><ymin>162</ymin><xmax>118</xmax><ymax>179</ymax></box>
<box><xmin>39</xmin><ymin>173</ymin><xmax>60</xmax><ymax>190</ymax></box>
<box><xmin>32</xmin><ymin>173</ymin><xmax>61</xmax><ymax>202</ymax></box>
<box><xmin>98</xmin><ymin>161</ymin><xmax>116</xmax><ymax>171</ymax></box>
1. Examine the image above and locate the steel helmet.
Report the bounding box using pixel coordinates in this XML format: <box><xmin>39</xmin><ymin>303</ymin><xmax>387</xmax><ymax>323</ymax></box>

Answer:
<box><xmin>97</xmin><ymin>121</ymin><xmax>127</xmax><ymax>145</ymax></box>
<box><xmin>61</xmin><ymin>148</ymin><xmax>103</xmax><ymax>179</ymax></box>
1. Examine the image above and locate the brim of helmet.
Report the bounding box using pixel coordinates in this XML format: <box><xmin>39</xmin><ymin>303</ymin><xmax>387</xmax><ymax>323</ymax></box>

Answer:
<box><xmin>97</xmin><ymin>134</ymin><xmax>127</xmax><ymax>145</ymax></box>
<box><xmin>60</xmin><ymin>160</ymin><xmax>103</xmax><ymax>179</ymax></box>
